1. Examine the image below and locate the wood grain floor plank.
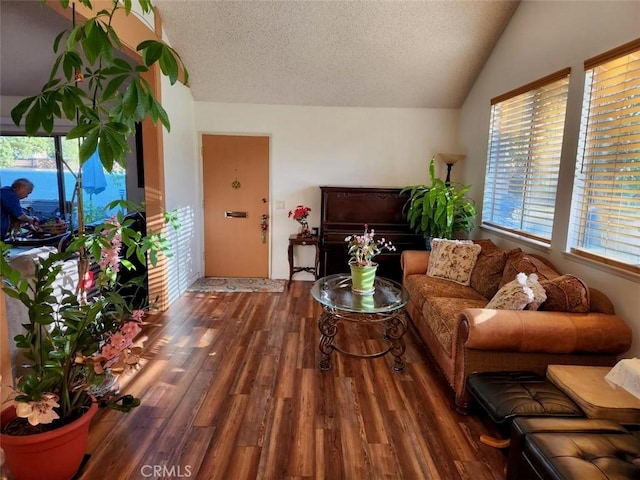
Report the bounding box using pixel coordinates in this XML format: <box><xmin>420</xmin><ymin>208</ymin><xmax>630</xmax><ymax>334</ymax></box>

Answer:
<box><xmin>197</xmin><ymin>393</ymin><xmax>250</xmax><ymax>480</ymax></box>
<box><xmin>76</xmin><ymin>282</ymin><xmax>507</xmax><ymax>480</ymax></box>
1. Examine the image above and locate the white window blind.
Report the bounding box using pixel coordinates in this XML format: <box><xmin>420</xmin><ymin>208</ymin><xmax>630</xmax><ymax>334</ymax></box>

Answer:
<box><xmin>483</xmin><ymin>68</ymin><xmax>570</xmax><ymax>243</ymax></box>
<box><xmin>569</xmin><ymin>38</ymin><xmax>640</xmax><ymax>273</ymax></box>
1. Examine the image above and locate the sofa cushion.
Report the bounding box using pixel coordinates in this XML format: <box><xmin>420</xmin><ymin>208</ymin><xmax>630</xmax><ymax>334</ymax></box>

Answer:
<box><xmin>499</xmin><ymin>249</ymin><xmax>560</xmax><ymax>288</ymax></box>
<box><xmin>427</xmin><ymin>239</ymin><xmax>481</xmax><ymax>286</ymax></box>
<box><xmin>540</xmin><ymin>274</ymin><xmax>591</xmax><ymax>313</ymax></box>
<box><xmin>422</xmin><ymin>296</ymin><xmax>488</xmax><ymax>355</ymax></box>
<box><xmin>404</xmin><ymin>274</ymin><xmax>487</xmax><ymax>314</ymax></box>
<box><xmin>473</xmin><ymin>238</ymin><xmax>501</xmax><ymax>254</ymax></box>
<box><xmin>470</xmin><ymin>248</ymin><xmax>507</xmax><ymax>299</ymax></box>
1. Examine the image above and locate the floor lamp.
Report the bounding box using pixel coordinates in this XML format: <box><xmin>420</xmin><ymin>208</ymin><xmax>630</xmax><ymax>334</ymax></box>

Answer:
<box><xmin>437</xmin><ymin>153</ymin><xmax>466</xmax><ymax>185</ymax></box>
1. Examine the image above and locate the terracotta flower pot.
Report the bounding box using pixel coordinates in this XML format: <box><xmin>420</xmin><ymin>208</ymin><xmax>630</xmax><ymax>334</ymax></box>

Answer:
<box><xmin>1</xmin><ymin>399</ymin><xmax>98</xmax><ymax>480</ymax></box>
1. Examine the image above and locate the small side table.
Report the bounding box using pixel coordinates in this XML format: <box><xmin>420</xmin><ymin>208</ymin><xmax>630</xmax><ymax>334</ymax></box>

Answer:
<box><xmin>288</xmin><ymin>234</ymin><xmax>320</xmax><ymax>281</ymax></box>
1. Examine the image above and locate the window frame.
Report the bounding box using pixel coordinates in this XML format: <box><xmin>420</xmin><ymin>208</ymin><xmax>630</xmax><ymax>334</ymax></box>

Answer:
<box><xmin>568</xmin><ymin>38</ymin><xmax>640</xmax><ymax>274</ymax></box>
<box><xmin>482</xmin><ymin>68</ymin><xmax>571</xmax><ymax>244</ymax></box>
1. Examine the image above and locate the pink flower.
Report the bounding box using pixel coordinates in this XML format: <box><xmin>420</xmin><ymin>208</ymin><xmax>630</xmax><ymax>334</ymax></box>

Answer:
<box><xmin>98</xmin><ymin>216</ymin><xmax>123</xmax><ymax>273</ymax></box>
<box><xmin>345</xmin><ymin>224</ymin><xmax>396</xmax><ymax>266</ymax></box>
<box><xmin>131</xmin><ymin>310</ymin><xmax>146</xmax><ymax>322</ymax></box>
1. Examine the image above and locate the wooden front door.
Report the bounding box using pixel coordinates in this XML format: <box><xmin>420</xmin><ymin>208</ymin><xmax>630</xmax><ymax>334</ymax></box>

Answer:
<box><xmin>202</xmin><ymin>135</ymin><xmax>269</xmax><ymax>277</ymax></box>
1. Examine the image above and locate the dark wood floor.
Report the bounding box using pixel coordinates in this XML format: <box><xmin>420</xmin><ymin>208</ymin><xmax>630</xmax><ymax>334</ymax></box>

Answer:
<box><xmin>78</xmin><ymin>281</ymin><xmax>507</xmax><ymax>480</ymax></box>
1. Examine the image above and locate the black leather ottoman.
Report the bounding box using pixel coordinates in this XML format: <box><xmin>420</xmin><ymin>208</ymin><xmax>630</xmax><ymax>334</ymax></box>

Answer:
<box><xmin>507</xmin><ymin>417</ymin><xmax>640</xmax><ymax>479</ymax></box>
<box><xmin>467</xmin><ymin>371</ymin><xmax>584</xmax><ymax>447</ymax></box>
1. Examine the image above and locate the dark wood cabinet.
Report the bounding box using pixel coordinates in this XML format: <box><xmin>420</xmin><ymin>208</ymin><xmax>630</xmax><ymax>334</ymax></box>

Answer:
<box><xmin>319</xmin><ymin>186</ymin><xmax>425</xmax><ymax>282</ymax></box>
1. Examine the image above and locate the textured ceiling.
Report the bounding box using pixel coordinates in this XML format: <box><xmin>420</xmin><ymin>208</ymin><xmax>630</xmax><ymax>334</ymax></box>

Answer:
<box><xmin>0</xmin><ymin>1</ymin><xmax>519</xmax><ymax>109</ymax></box>
<box><xmin>154</xmin><ymin>0</ymin><xmax>519</xmax><ymax>108</ymax></box>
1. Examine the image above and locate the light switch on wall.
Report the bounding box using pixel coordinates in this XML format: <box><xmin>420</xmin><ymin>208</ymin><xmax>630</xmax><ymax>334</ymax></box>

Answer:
<box><xmin>276</xmin><ymin>201</ymin><xmax>285</xmax><ymax>210</ymax></box>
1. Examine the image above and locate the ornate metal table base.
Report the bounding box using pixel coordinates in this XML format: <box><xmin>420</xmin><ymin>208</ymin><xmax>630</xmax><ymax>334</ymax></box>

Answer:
<box><xmin>317</xmin><ymin>307</ymin><xmax>408</xmax><ymax>372</ymax></box>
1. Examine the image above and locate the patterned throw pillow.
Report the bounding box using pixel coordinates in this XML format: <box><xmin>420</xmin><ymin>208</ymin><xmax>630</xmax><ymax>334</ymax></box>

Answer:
<box><xmin>539</xmin><ymin>274</ymin><xmax>591</xmax><ymax>313</ymax></box>
<box><xmin>426</xmin><ymin>239</ymin><xmax>482</xmax><ymax>286</ymax></box>
<box><xmin>470</xmin><ymin>247</ymin><xmax>508</xmax><ymax>299</ymax></box>
<box><xmin>486</xmin><ymin>272</ymin><xmax>535</xmax><ymax>310</ymax></box>
<box><xmin>499</xmin><ymin>249</ymin><xmax>559</xmax><ymax>288</ymax></box>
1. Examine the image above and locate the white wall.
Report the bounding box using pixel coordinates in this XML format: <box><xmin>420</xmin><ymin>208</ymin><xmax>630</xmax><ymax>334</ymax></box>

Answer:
<box><xmin>194</xmin><ymin>103</ymin><xmax>460</xmax><ymax>279</ymax></box>
<box><xmin>460</xmin><ymin>1</ymin><xmax>640</xmax><ymax>355</ymax></box>
<box><xmin>160</xmin><ymin>67</ymin><xmax>201</xmax><ymax>304</ymax></box>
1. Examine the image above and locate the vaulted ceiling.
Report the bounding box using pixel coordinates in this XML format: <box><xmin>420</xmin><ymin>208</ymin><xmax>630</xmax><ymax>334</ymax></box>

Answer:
<box><xmin>1</xmin><ymin>0</ymin><xmax>519</xmax><ymax>109</ymax></box>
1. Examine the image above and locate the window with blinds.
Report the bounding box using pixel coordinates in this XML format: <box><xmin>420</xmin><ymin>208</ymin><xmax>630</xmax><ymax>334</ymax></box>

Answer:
<box><xmin>482</xmin><ymin>69</ymin><xmax>571</xmax><ymax>243</ymax></box>
<box><xmin>569</xmin><ymin>39</ymin><xmax>640</xmax><ymax>273</ymax></box>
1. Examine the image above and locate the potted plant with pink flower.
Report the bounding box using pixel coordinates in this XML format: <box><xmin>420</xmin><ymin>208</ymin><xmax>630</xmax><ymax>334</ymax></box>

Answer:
<box><xmin>0</xmin><ymin>203</ymin><xmax>176</xmax><ymax>480</ymax></box>
<box><xmin>344</xmin><ymin>224</ymin><xmax>396</xmax><ymax>294</ymax></box>
<box><xmin>0</xmin><ymin>0</ymin><xmax>188</xmax><ymax>476</ymax></box>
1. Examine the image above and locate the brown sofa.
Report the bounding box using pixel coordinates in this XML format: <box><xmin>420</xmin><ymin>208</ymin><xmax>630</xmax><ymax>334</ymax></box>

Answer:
<box><xmin>400</xmin><ymin>240</ymin><xmax>632</xmax><ymax>413</ymax></box>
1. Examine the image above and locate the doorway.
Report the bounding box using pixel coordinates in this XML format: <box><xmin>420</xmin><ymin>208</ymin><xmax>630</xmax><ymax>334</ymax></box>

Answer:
<box><xmin>202</xmin><ymin>134</ymin><xmax>270</xmax><ymax>277</ymax></box>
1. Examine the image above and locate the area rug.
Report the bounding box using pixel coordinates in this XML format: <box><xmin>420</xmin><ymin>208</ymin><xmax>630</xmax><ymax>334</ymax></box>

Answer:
<box><xmin>187</xmin><ymin>277</ymin><xmax>286</xmax><ymax>293</ymax></box>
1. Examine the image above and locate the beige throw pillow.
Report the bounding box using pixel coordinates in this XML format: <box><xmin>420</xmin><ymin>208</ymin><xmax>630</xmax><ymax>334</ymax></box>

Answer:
<box><xmin>486</xmin><ymin>272</ymin><xmax>536</xmax><ymax>310</ymax></box>
<box><xmin>427</xmin><ymin>239</ymin><xmax>481</xmax><ymax>286</ymax></box>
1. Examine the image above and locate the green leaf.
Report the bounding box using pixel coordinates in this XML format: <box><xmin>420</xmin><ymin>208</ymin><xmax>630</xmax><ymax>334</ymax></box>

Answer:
<box><xmin>61</xmin><ymin>90</ymin><xmax>79</xmax><ymax>120</ymax></box>
<box><xmin>159</xmin><ymin>48</ymin><xmax>179</xmax><ymax>85</ymax></box>
<box><xmin>138</xmin><ymin>0</ymin><xmax>153</xmax><ymax>14</ymax></box>
<box><xmin>121</xmin><ymin>81</ymin><xmax>139</xmax><ymax>118</ymax></box>
<box><xmin>104</xmin><ymin>24</ymin><xmax>124</xmax><ymax>52</ymax></box>
<box><xmin>10</xmin><ymin>96</ymin><xmax>35</xmax><ymax>127</ymax></box>
<box><xmin>52</xmin><ymin>30</ymin><xmax>66</xmax><ymax>54</ymax></box>
<box><xmin>61</xmin><ymin>51</ymin><xmax>83</xmax><ymax>81</ymax></box>
<box><xmin>78</xmin><ymin>130</ymin><xmax>99</xmax><ymax>164</ymax></box>
<box><xmin>140</xmin><ymin>41</ymin><xmax>164</xmax><ymax>67</ymax></box>
<box><xmin>24</xmin><ymin>101</ymin><xmax>43</xmax><ymax>134</ymax></box>
<box><xmin>82</xmin><ymin>19</ymin><xmax>104</xmax><ymax>65</ymax></box>
<box><xmin>154</xmin><ymin>101</ymin><xmax>171</xmax><ymax>131</ymax></box>
<box><xmin>102</xmin><ymin>74</ymin><xmax>129</xmax><ymax>101</ymax></box>
<box><xmin>66</xmin><ymin>123</ymin><xmax>95</xmax><ymax>140</ymax></box>
<box><xmin>66</xmin><ymin>24</ymin><xmax>84</xmax><ymax>52</ymax></box>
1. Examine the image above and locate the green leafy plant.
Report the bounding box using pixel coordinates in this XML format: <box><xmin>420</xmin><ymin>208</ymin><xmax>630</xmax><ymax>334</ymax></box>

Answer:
<box><xmin>10</xmin><ymin>0</ymin><xmax>188</xmax><ymax>170</ymax></box>
<box><xmin>1</xmin><ymin>0</ymin><xmax>186</xmax><ymax>436</ymax></box>
<box><xmin>1</xmin><ymin>202</ymin><xmax>177</xmax><ymax>433</ymax></box>
<box><xmin>401</xmin><ymin>157</ymin><xmax>477</xmax><ymax>240</ymax></box>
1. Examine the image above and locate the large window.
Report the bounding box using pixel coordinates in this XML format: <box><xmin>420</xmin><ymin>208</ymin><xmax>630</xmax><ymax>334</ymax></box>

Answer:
<box><xmin>0</xmin><ymin>135</ymin><xmax>127</xmax><ymax>229</ymax></box>
<box><xmin>569</xmin><ymin>39</ymin><xmax>640</xmax><ymax>273</ymax></box>
<box><xmin>482</xmin><ymin>68</ymin><xmax>571</xmax><ymax>243</ymax></box>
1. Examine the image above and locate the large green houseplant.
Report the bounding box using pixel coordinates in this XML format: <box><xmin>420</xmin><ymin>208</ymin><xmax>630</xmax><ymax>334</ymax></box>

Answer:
<box><xmin>1</xmin><ymin>1</ymin><xmax>187</xmax><ymax>478</ymax></box>
<box><xmin>11</xmin><ymin>0</ymin><xmax>188</xmax><ymax>170</ymax></box>
<box><xmin>401</xmin><ymin>157</ymin><xmax>477</xmax><ymax>243</ymax></box>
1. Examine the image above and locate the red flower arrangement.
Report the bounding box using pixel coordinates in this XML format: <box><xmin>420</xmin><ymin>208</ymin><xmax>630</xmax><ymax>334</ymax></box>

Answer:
<box><xmin>288</xmin><ymin>205</ymin><xmax>311</xmax><ymax>223</ymax></box>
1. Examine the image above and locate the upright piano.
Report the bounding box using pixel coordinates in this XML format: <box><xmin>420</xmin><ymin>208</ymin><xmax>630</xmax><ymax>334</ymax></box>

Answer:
<box><xmin>319</xmin><ymin>186</ymin><xmax>425</xmax><ymax>282</ymax></box>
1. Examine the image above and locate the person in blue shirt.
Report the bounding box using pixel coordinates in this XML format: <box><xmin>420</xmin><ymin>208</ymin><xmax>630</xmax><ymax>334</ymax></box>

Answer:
<box><xmin>1</xmin><ymin>178</ymin><xmax>37</xmax><ymax>240</ymax></box>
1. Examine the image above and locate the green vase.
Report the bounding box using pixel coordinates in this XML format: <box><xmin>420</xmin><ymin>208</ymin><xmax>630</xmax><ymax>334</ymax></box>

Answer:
<box><xmin>350</xmin><ymin>262</ymin><xmax>378</xmax><ymax>294</ymax></box>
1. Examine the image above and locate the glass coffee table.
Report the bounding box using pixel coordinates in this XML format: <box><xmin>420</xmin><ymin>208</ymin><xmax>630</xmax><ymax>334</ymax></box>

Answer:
<box><xmin>310</xmin><ymin>274</ymin><xmax>410</xmax><ymax>372</ymax></box>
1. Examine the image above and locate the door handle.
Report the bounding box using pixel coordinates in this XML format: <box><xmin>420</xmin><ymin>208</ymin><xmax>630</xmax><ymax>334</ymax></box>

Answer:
<box><xmin>225</xmin><ymin>211</ymin><xmax>248</xmax><ymax>218</ymax></box>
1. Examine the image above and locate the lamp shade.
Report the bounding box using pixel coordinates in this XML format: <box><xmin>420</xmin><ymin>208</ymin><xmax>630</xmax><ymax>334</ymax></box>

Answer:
<box><xmin>437</xmin><ymin>153</ymin><xmax>466</xmax><ymax>165</ymax></box>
